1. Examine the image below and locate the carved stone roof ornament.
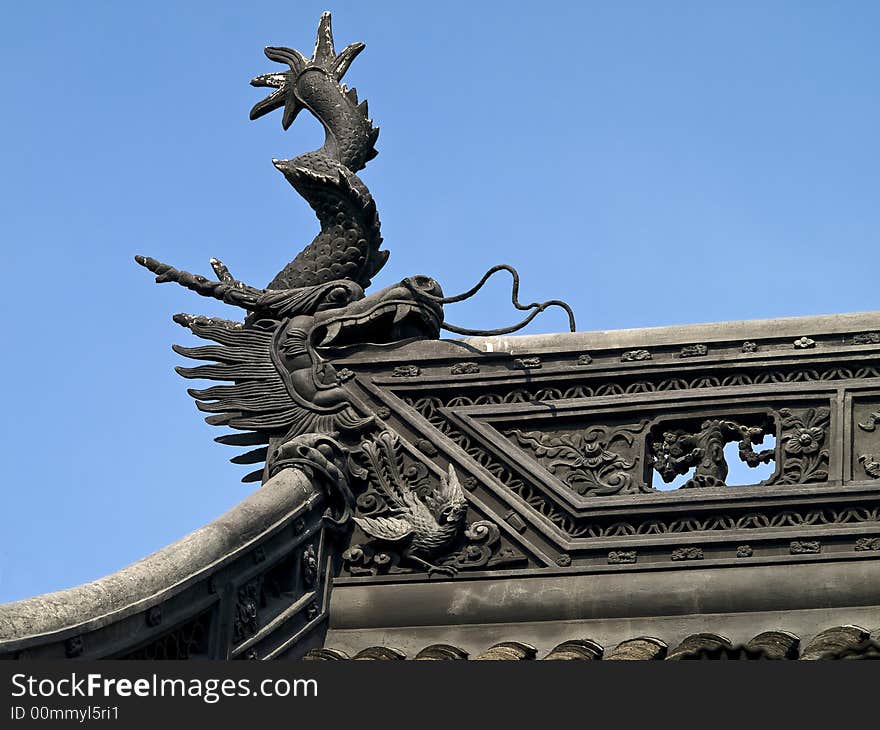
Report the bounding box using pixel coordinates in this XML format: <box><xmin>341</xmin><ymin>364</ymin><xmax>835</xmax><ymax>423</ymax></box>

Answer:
<box><xmin>134</xmin><ymin>12</ymin><xmax>575</xmax><ymax>483</ymax></box>
<box><xmin>2</xmin><ymin>13</ymin><xmax>879</xmax><ymax>662</ymax></box>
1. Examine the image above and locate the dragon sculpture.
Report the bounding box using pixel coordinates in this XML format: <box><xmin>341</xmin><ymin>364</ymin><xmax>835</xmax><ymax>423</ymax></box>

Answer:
<box><xmin>136</xmin><ymin>12</ymin><xmax>575</xmax><ymax>489</ymax></box>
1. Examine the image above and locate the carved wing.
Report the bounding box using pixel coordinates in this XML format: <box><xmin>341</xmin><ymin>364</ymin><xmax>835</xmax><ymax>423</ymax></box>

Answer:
<box><xmin>353</xmin><ymin>515</ymin><xmax>414</xmax><ymax>542</ymax></box>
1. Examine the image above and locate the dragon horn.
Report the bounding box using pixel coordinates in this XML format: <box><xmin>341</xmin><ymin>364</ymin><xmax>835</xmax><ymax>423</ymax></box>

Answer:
<box><xmin>134</xmin><ymin>255</ymin><xmax>263</xmax><ymax>310</ymax></box>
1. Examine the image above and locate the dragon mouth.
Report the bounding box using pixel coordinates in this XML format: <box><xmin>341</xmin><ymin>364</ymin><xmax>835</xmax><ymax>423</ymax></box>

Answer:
<box><xmin>313</xmin><ymin>289</ymin><xmax>442</xmax><ymax>350</ymax></box>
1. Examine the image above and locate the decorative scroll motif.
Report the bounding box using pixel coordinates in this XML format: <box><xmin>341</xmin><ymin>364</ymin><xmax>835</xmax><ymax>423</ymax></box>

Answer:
<box><xmin>509</xmin><ymin>422</ymin><xmax>649</xmax><ymax>496</ymax></box>
<box><xmin>853</xmin><ymin>332</ymin><xmax>880</xmax><ymax>345</ymax></box>
<box><xmin>513</xmin><ymin>357</ymin><xmax>541</xmax><ymax>370</ymax></box>
<box><xmin>671</xmin><ymin>547</ymin><xmax>704</xmax><ymax>561</ymax></box>
<box><xmin>680</xmin><ymin>344</ymin><xmax>708</xmax><ymax>358</ymax></box>
<box><xmin>857</xmin><ymin>412</ymin><xmax>880</xmax><ymax>432</ymax></box>
<box><xmin>451</xmin><ymin>363</ymin><xmax>480</xmax><ymax>375</ymax></box>
<box><xmin>405</xmin><ymin>393</ymin><xmax>872</xmax><ymax>540</ymax></box>
<box><xmin>769</xmin><ymin>408</ymin><xmax>830</xmax><ymax>485</ymax></box>
<box><xmin>651</xmin><ymin>418</ymin><xmax>774</xmax><ymax>489</ymax></box>
<box><xmin>343</xmin><ymin>431</ymin><xmax>524</xmax><ymax>577</ymax></box>
<box><xmin>608</xmin><ymin>550</ymin><xmax>636</xmax><ymax>564</ymax></box>
<box><xmin>302</xmin><ymin>544</ymin><xmax>318</xmax><ymax>587</ymax></box>
<box><xmin>858</xmin><ymin>454</ymin><xmax>880</xmax><ymax>479</ymax></box>
<box><xmin>790</xmin><ymin>540</ymin><xmax>820</xmax><ymax>555</ymax></box>
<box><xmin>121</xmin><ymin>611</ymin><xmax>211</xmax><ymax>660</ymax></box>
<box><xmin>621</xmin><ymin>349</ymin><xmax>651</xmax><ymax>362</ymax></box>
<box><xmin>855</xmin><ymin>537</ymin><xmax>880</xmax><ymax>551</ymax></box>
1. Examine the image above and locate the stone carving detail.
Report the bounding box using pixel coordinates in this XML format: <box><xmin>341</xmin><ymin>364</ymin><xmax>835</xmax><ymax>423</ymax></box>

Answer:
<box><xmin>769</xmin><ymin>408</ymin><xmax>830</xmax><ymax>485</ymax></box>
<box><xmin>302</xmin><ymin>544</ymin><xmax>318</xmax><ymax>587</ymax></box>
<box><xmin>513</xmin><ymin>357</ymin><xmax>541</xmax><ymax>370</ymax></box>
<box><xmin>233</xmin><ymin>578</ymin><xmax>262</xmax><ymax>644</ymax></box>
<box><xmin>343</xmin><ymin>431</ymin><xmax>524</xmax><ymax>577</ymax></box>
<box><xmin>608</xmin><ymin>550</ymin><xmax>636</xmax><ymax>564</ymax></box>
<box><xmin>621</xmin><ymin>349</ymin><xmax>651</xmax><ymax>362</ymax></box>
<box><xmin>509</xmin><ymin>422</ymin><xmax>649</xmax><ymax>496</ymax></box>
<box><xmin>577</xmin><ymin>354</ymin><xmax>593</xmax><ymax>365</ymax></box>
<box><xmin>853</xmin><ymin>332</ymin><xmax>880</xmax><ymax>345</ymax></box>
<box><xmin>671</xmin><ymin>547</ymin><xmax>704</xmax><ymax>561</ymax></box>
<box><xmin>122</xmin><ymin>611</ymin><xmax>211</xmax><ymax>660</ymax></box>
<box><xmin>858</xmin><ymin>454</ymin><xmax>880</xmax><ymax>479</ymax></box>
<box><xmin>736</xmin><ymin>545</ymin><xmax>753</xmax><ymax>558</ymax></box>
<box><xmin>790</xmin><ymin>540</ymin><xmax>820</xmax><ymax>555</ymax></box>
<box><xmin>651</xmin><ymin>418</ymin><xmax>774</xmax><ymax>489</ymax></box>
<box><xmin>741</xmin><ymin>341</ymin><xmax>758</xmax><ymax>353</ymax></box>
<box><xmin>393</xmin><ymin>365</ymin><xmax>422</xmax><ymax>378</ymax></box>
<box><xmin>793</xmin><ymin>337</ymin><xmax>816</xmax><ymax>349</ymax></box>
<box><xmin>451</xmin><ymin>362</ymin><xmax>480</xmax><ymax>375</ymax></box>
<box><xmin>146</xmin><ymin>605</ymin><xmax>162</xmax><ymax>628</ymax></box>
<box><xmin>855</xmin><ymin>537</ymin><xmax>880</xmax><ymax>551</ymax></box>
<box><xmin>680</xmin><ymin>344</ymin><xmax>708</xmax><ymax>358</ymax></box>
<box><xmin>65</xmin><ymin>637</ymin><xmax>84</xmax><ymax>658</ymax></box>
<box><xmin>857</xmin><ymin>411</ymin><xmax>880</xmax><ymax>432</ymax></box>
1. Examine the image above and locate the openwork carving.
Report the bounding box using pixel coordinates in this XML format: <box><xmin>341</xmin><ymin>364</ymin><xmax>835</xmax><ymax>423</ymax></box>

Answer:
<box><xmin>509</xmin><ymin>422</ymin><xmax>649</xmax><ymax>496</ymax></box>
<box><xmin>651</xmin><ymin>417</ymin><xmax>774</xmax><ymax>489</ymax></box>
<box><xmin>343</xmin><ymin>431</ymin><xmax>524</xmax><ymax>577</ymax></box>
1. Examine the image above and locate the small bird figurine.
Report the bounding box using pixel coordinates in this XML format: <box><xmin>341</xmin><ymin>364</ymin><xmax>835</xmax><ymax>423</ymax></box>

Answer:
<box><xmin>353</xmin><ymin>463</ymin><xmax>468</xmax><ymax>577</ymax></box>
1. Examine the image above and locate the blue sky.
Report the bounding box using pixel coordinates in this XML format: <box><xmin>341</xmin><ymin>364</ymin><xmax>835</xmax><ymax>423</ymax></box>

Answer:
<box><xmin>1</xmin><ymin>1</ymin><xmax>878</xmax><ymax>601</ymax></box>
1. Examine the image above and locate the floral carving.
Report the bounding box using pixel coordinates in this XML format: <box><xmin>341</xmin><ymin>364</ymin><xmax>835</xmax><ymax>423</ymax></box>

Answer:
<box><xmin>577</xmin><ymin>354</ymin><xmax>593</xmax><ymax>366</ymax></box>
<box><xmin>736</xmin><ymin>545</ymin><xmax>753</xmax><ymax>558</ymax></box>
<box><xmin>741</xmin><ymin>341</ymin><xmax>758</xmax><ymax>353</ymax></box>
<box><xmin>793</xmin><ymin>336</ymin><xmax>816</xmax><ymax>349</ymax></box>
<box><xmin>509</xmin><ymin>422</ymin><xmax>649</xmax><ymax>496</ymax></box>
<box><xmin>770</xmin><ymin>408</ymin><xmax>830</xmax><ymax>485</ymax></box>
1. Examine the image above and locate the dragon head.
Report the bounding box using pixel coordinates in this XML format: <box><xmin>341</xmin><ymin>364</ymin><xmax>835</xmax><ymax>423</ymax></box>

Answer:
<box><xmin>311</xmin><ymin>274</ymin><xmax>443</xmax><ymax>351</ymax></box>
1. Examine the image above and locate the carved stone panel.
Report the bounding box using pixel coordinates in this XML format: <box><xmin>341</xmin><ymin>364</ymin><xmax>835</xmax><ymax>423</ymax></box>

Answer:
<box><xmin>506</xmin><ymin>420</ymin><xmax>649</xmax><ymax>497</ymax></box>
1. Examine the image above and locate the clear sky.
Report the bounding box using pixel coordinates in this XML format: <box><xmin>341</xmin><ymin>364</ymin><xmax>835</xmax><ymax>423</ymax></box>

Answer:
<box><xmin>1</xmin><ymin>1</ymin><xmax>879</xmax><ymax>601</ymax></box>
